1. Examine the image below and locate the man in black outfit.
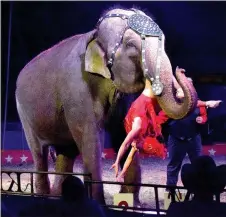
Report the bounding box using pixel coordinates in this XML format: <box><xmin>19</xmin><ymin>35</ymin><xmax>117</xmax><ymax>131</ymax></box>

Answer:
<box><xmin>165</xmin><ymin>77</ymin><xmax>222</xmax><ymax>188</ymax></box>
<box><xmin>166</xmin><ymin>103</ymin><xmax>207</xmax><ymax>187</ymax></box>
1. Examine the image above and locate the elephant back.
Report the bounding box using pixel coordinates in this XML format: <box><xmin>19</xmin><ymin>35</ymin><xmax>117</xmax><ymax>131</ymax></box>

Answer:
<box><xmin>17</xmin><ymin>30</ymin><xmax>97</xmax><ymax>80</ymax></box>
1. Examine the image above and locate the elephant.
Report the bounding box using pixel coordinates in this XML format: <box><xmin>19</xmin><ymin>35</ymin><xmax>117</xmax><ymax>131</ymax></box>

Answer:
<box><xmin>15</xmin><ymin>7</ymin><xmax>197</xmax><ymax>204</ymax></box>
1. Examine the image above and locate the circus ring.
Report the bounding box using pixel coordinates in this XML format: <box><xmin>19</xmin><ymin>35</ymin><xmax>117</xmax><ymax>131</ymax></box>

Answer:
<box><xmin>1</xmin><ymin>126</ymin><xmax>226</xmax><ymax>215</ymax></box>
<box><xmin>2</xmin><ymin>154</ymin><xmax>226</xmax><ymax>216</ymax></box>
<box><xmin>1</xmin><ymin>120</ymin><xmax>226</xmax><ymax>215</ymax></box>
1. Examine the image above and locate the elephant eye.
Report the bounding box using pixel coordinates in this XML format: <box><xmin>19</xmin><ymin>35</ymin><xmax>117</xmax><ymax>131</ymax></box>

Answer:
<box><xmin>124</xmin><ymin>39</ymin><xmax>139</xmax><ymax>57</ymax></box>
<box><xmin>126</xmin><ymin>41</ymin><xmax>136</xmax><ymax>49</ymax></box>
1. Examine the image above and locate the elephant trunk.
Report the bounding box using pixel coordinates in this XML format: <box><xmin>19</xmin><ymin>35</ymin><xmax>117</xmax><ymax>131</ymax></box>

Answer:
<box><xmin>145</xmin><ymin>42</ymin><xmax>197</xmax><ymax>119</ymax></box>
<box><xmin>156</xmin><ymin>67</ymin><xmax>198</xmax><ymax>120</ymax></box>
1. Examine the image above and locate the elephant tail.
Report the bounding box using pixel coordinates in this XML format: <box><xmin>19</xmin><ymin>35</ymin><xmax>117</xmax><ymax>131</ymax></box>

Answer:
<box><xmin>49</xmin><ymin>146</ymin><xmax>57</xmax><ymax>163</ymax></box>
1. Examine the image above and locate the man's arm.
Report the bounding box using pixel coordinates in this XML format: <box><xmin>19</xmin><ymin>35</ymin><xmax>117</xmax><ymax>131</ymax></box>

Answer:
<box><xmin>197</xmin><ymin>100</ymin><xmax>222</xmax><ymax>108</ymax></box>
<box><xmin>196</xmin><ymin>106</ymin><xmax>208</xmax><ymax>124</ymax></box>
<box><xmin>197</xmin><ymin>100</ymin><xmax>206</xmax><ymax>107</ymax></box>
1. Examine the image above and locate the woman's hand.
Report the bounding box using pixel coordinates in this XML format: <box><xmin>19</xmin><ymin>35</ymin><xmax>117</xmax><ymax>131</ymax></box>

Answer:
<box><xmin>116</xmin><ymin>172</ymin><xmax>125</xmax><ymax>182</ymax></box>
<box><xmin>110</xmin><ymin>162</ymin><xmax>120</xmax><ymax>178</ymax></box>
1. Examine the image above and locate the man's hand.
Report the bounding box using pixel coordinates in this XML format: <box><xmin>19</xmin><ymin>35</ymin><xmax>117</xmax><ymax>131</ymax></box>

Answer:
<box><xmin>196</xmin><ymin>116</ymin><xmax>203</xmax><ymax>124</ymax></box>
<box><xmin>205</xmin><ymin>100</ymin><xmax>222</xmax><ymax>108</ymax></box>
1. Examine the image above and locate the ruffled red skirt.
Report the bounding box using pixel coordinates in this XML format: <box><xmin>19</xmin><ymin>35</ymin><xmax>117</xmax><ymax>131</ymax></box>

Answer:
<box><xmin>140</xmin><ymin>137</ymin><xmax>167</xmax><ymax>159</ymax></box>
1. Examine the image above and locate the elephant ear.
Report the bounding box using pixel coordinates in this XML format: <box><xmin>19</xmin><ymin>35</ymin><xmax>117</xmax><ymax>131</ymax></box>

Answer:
<box><xmin>85</xmin><ymin>39</ymin><xmax>111</xmax><ymax>79</ymax></box>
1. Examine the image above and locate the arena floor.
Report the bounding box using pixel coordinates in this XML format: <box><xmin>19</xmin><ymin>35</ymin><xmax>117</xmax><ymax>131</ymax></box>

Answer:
<box><xmin>2</xmin><ymin>155</ymin><xmax>226</xmax><ymax>210</ymax></box>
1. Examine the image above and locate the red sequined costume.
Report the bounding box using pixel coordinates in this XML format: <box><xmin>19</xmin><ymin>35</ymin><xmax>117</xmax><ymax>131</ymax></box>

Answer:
<box><xmin>124</xmin><ymin>94</ymin><xmax>168</xmax><ymax>159</ymax></box>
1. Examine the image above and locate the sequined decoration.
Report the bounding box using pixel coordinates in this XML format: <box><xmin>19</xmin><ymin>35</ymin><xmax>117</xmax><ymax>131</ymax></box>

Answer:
<box><xmin>152</xmin><ymin>77</ymin><xmax>164</xmax><ymax>96</ymax></box>
<box><xmin>128</xmin><ymin>14</ymin><xmax>162</xmax><ymax>36</ymax></box>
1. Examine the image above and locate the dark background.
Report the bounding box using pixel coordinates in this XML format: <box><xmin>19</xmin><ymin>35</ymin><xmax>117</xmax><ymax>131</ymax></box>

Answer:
<box><xmin>2</xmin><ymin>1</ymin><xmax>226</xmax><ymax>143</ymax></box>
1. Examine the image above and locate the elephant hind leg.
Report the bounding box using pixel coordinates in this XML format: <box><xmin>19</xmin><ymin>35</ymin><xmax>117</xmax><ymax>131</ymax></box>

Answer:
<box><xmin>22</xmin><ymin>127</ymin><xmax>50</xmax><ymax>194</ymax></box>
<box><xmin>16</xmin><ymin>100</ymin><xmax>50</xmax><ymax>194</ymax></box>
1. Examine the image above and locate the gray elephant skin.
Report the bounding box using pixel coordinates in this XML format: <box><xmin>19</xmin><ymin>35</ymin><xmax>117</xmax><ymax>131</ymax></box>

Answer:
<box><xmin>15</xmin><ymin>7</ymin><xmax>197</xmax><ymax>203</ymax></box>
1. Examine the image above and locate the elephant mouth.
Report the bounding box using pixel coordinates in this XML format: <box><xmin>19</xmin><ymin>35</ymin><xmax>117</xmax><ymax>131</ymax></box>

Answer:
<box><xmin>115</xmin><ymin>80</ymin><xmax>145</xmax><ymax>94</ymax></box>
<box><xmin>96</xmin><ymin>9</ymin><xmax>164</xmax><ymax>96</ymax></box>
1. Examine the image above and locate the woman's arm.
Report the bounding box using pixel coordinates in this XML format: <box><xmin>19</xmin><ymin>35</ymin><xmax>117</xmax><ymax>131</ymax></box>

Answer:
<box><xmin>111</xmin><ymin>117</ymin><xmax>142</xmax><ymax>177</ymax></box>
<box><xmin>117</xmin><ymin>143</ymin><xmax>138</xmax><ymax>181</ymax></box>
<box><xmin>114</xmin><ymin>117</ymin><xmax>142</xmax><ymax>164</ymax></box>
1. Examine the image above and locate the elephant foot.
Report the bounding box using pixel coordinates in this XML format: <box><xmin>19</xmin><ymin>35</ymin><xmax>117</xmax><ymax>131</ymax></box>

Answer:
<box><xmin>134</xmin><ymin>198</ymin><xmax>142</xmax><ymax>208</ymax></box>
<box><xmin>35</xmin><ymin>187</ymin><xmax>50</xmax><ymax>195</ymax></box>
<box><xmin>34</xmin><ymin>174</ymin><xmax>50</xmax><ymax>195</ymax></box>
<box><xmin>90</xmin><ymin>183</ymin><xmax>105</xmax><ymax>205</ymax></box>
<box><xmin>51</xmin><ymin>183</ymin><xmax>63</xmax><ymax>196</ymax></box>
<box><xmin>50</xmin><ymin>189</ymin><xmax>61</xmax><ymax>196</ymax></box>
<box><xmin>51</xmin><ymin>178</ymin><xmax>64</xmax><ymax>196</ymax></box>
<box><xmin>35</xmin><ymin>182</ymin><xmax>50</xmax><ymax>195</ymax></box>
<box><xmin>95</xmin><ymin>195</ymin><xmax>105</xmax><ymax>205</ymax></box>
<box><xmin>92</xmin><ymin>190</ymin><xmax>105</xmax><ymax>205</ymax></box>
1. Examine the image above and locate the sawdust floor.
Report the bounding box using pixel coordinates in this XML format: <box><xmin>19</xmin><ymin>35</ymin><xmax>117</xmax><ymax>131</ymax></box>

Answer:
<box><xmin>2</xmin><ymin>156</ymin><xmax>226</xmax><ymax>210</ymax></box>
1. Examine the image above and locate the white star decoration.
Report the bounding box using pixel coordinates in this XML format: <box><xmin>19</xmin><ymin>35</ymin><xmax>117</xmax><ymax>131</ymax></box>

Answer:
<box><xmin>20</xmin><ymin>154</ymin><xmax>28</xmax><ymax>163</ymax></box>
<box><xmin>101</xmin><ymin>152</ymin><xmax>107</xmax><ymax>159</ymax></box>
<box><xmin>5</xmin><ymin>155</ymin><xmax>13</xmax><ymax>163</ymax></box>
<box><xmin>208</xmin><ymin>148</ymin><xmax>216</xmax><ymax>156</ymax></box>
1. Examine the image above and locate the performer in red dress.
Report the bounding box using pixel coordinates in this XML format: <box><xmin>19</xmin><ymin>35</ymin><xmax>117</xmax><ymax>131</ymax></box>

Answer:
<box><xmin>111</xmin><ymin>73</ymin><xmax>169</xmax><ymax>181</ymax></box>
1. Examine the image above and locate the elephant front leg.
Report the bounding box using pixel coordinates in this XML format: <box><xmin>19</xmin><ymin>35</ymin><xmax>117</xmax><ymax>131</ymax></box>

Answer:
<box><xmin>82</xmin><ymin>129</ymin><xmax>105</xmax><ymax>204</ymax></box>
<box><xmin>51</xmin><ymin>145</ymin><xmax>77</xmax><ymax>195</ymax></box>
<box><xmin>120</xmin><ymin>153</ymin><xmax>141</xmax><ymax>205</ymax></box>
